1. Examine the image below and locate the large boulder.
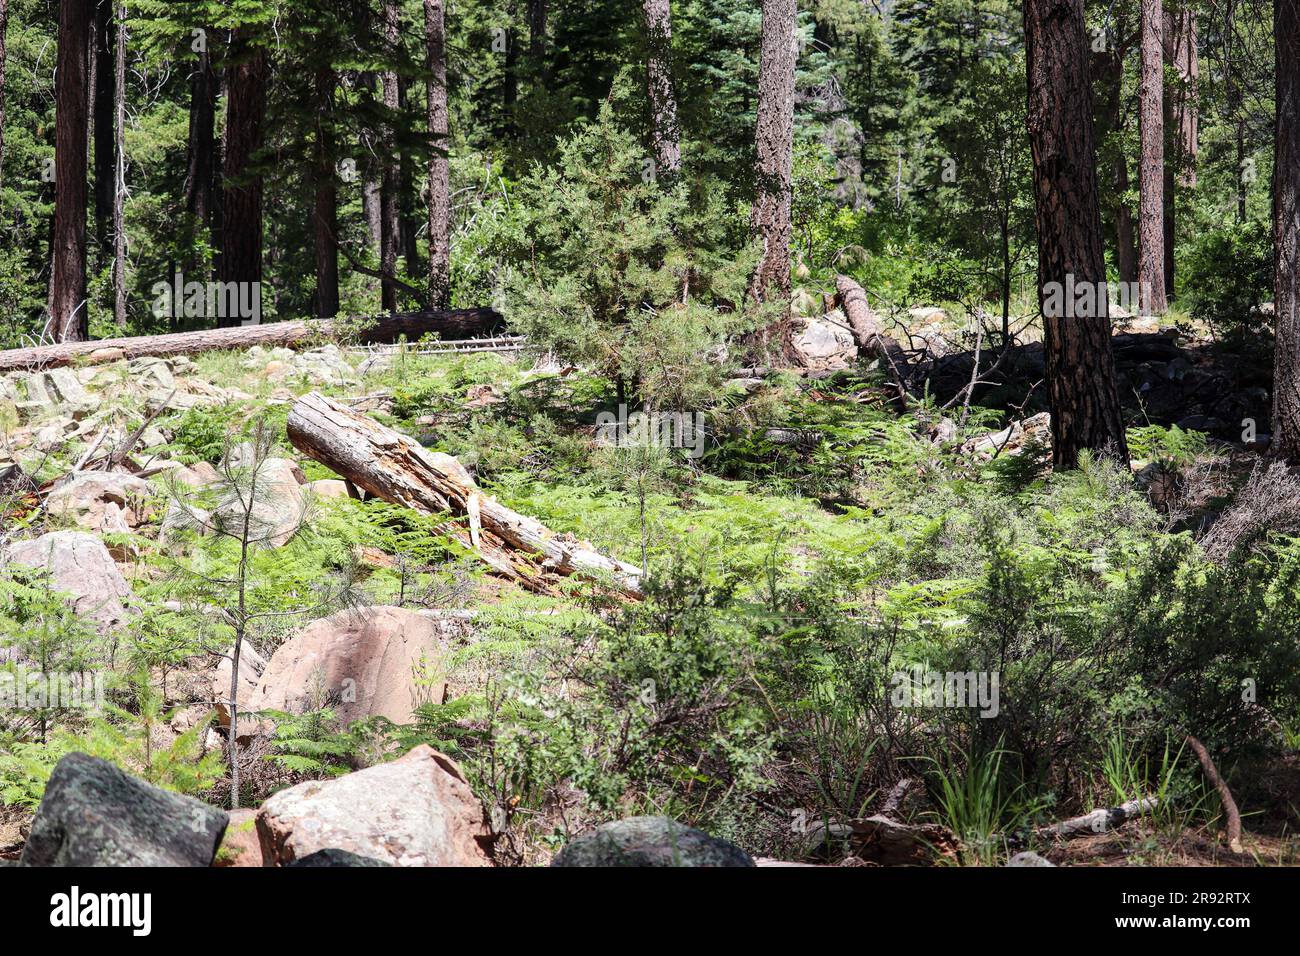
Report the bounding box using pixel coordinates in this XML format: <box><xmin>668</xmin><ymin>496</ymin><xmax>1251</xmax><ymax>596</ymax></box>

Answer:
<box><xmin>248</xmin><ymin>606</ymin><xmax>461</xmax><ymax>725</ymax></box>
<box><xmin>19</xmin><ymin>752</ymin><xmax>227</xmax><ymax>866</ymax></box>
<box><xmin>5</xmin><ymin>531</ymin><xmax>132</xmax><ymax>635</ymax></box>
<box><xmin>550</xmin><ymin>816</ymin><xmax>755</xmax><ymax>867</ymax></box>
<box><xmin>256</xmin><ymin>745</ymin><xmax>492</xmax><ymax>867</ymax></box>
<box><xmin>158</xmin><ymin>499</ymin><xmax>212</xmax><ymax>551</ymax></box>
<box><xmin>790</xmin><ymin>314</ymin><xmax>858</xmax><ymax>371</ymax></box>
<box><xmin>214</xmin><ymin>457</ymin><xmax>306</xmax><ymax>547</ymax></box>
<box><xmin>45</xmin><ymin>470</ymin><xmax>152</xmax><ymax>534</ymax></box>
<box><xmin>306</xmin><ymin>478</ymin><xmax>351</xmax><ymax>500</ymax></box>
<box><xmin>5</xmin><ymin>369</ymin><xmax>96</xmax><ymax>422</ymax></box>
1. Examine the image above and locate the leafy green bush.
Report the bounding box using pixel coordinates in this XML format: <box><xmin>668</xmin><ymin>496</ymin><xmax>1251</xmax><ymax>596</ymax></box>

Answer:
<box><xmin>1126</xmin><ymin>424</ymin><xmax>1209</xmax><ymax>467</ymax></box>
<box><xmin>1115</xmin><ymin>537</ymin><xmax>1300</xmax><ymax>756</ymax></box>
<box><xmin>1183</xmin><ymin>219</ymin><xmax>1273</xmax><ymax>333</ymax></box>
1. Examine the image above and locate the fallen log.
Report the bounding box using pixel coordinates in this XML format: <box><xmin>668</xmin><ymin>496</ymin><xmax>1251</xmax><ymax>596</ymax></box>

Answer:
<box><xmin>0</xmin><ymin>308</ymin><xmax>503</xmax><ymax>373</ymax></box>
<box><xmin>833</xmin><ymin>275</ymin><xmax>913</xmax><ymax>407</ymax></box>
<box><xmin>286</xmin><ymin>391</ymin><xmax>643</xmax><ymax>597</ymax></box>
<box><xmin>1035</xmin><ymin>796</ymin><xmax>1160</xmax><ymax>839</ymax></box>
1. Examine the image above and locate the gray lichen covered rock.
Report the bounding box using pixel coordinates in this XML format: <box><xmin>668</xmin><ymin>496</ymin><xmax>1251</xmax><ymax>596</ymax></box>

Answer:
<box><xmin>550</xmin><ymin>816</ymin><xmax>754</xmax><ymax>867</ymax></box>
<box><xmin>19</xmin><ymin>752</ymin><xmax>228</xmax><ymax>867</ymax></box>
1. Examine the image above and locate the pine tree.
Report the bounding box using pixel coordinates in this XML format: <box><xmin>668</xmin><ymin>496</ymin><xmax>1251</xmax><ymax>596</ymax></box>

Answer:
<box><xmin>50</xmin><ymin>0</ymin><xmax>92</xmax><ymax>342</ymax></box>
<box><xmin>1024</xmin><ymin>0</ymin><xmax>1128</xmax><ymax>467</ymax></box>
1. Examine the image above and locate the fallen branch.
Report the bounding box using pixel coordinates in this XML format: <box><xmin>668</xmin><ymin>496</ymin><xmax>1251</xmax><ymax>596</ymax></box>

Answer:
<box><xmin>1185</xmin><ymin>734</ymin><xmax>1244</xmax><ymax>854</ymax></box>
<box><xmin>0</xmin><ymin>309</ymin><xmax>503</xmax><ymax>373</ymax></box>
<box><xmin>880</xmin><ymin>777</ymin><xmax>916</xmax><ymax>818</ymax></box>
<box><xmin>1035</xmin><ymin>796</ymin><xmax>1161</xmax><ymax>839</ymax></box>
<box><xmin>286</xmin><ymin>391</ymin><xmax>643</xmax><ymax>597</ymax></box>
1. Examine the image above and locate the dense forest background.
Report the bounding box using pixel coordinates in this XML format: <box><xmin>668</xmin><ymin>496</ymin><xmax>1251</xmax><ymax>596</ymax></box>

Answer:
<box><xmin>0</xmin><ymin>0</ymin><xmax>1276</xmax><ymax>343</ymax></box>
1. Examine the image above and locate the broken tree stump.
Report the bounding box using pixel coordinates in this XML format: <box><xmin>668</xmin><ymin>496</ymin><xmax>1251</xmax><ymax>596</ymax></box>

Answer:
<box><xmin>286</xmin><ymin>391</ymin><xmax>643</xmax><ymax>597</ymax></box>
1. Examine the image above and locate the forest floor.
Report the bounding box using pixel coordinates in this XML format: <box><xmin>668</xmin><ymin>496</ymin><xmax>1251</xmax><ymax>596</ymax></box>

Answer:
<box><xmin>2</xmin><ymin>310</ymin><xmax>1297</xmax><ymax>867</ymax></box>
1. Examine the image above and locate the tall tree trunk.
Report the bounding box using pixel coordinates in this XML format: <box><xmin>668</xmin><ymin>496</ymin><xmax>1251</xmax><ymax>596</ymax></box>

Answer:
<box><xmin>218</xmin><ymin>35</ymin><xmax>267</xmax><ymax>327</ymax></box>
<box><xmin>1164</xmin><ymin>6</ymin><xmax>1198</xmax><ymax>187</ymax></box>
<box><xmin>1226</xmin><ymin>0</ymin><xmax>1246</xmax><ymax>222</ymax></box>
<box><xmin>184</xmin><ymin>42</ymin><xmax>217</xmax><ymax>234</ymax></box>
<box><xmin>0</xmin><ymin>0</ymin><xmax>10</xmax><ymax>199</ymax></box>
<box><xmin>313</xmin><ymin>66</ymin><xmax>339</xmax><ymax>319</ymax></box>
<box><xmin>1098</xmin><ymin>41</ymin><xmax>1138</xmax><ymax>285</ymax></box>
<box><xmin>748</xmin><ymin>0</ymin><xmax>797</xmax><ymax>304</ymax></box>
<box><xmin>112</xmin><ymin>2</ymin><xmax>125</xmax><ymax>329</ymax></box>
<box><xmin>50</xmin><ymin>0</ymin><xmax>92</xmax><ymax>342</ymax></box>
<box><xmin>426</xmin><ymin>0</ymin><xmax>451</xmax><ymax>311</ymax></box>
<box><xmin>93</xmin><ymin>0</ymin><xmax>114</xmax><ymax>257</ymax></box>
<box><xmin>642</xmin><ymin>0</ymin><xmax>681</xmax><ymax>180</ymax></box>
<box><xmin>359</xmin><ymin>73</ymin><xmax>382</xmax><ymax>252</ymax></box>
<box><xmin>1273</xmin><ymin>0</ymin><xmax>1300</xmax><ymax>457</ymax></box>
<box><xmin>1160</xmin><ymin>5</ymin><xmax>1197</xmax><ymax>301</ymax></box>
<box><xmin>528</xmin><ymin>0</ymin><xmax>546</xmax><ymax>61</ymax></box>
<box><xmin>1137</xmin><ymin>0</ymin><xmax>1167</xmax><ymax>313</ymax></box>
<box><xmin>398</xmin><ymin>77</ymin><xmax>421</xmax><ymax>279</ymax></box>
<box><xmin>380</xmin><ymin>0</ymin><xmax>400</xmax><ymax>313</ymax></box>
<box><xmin>504</xmin><ymin>3</ymin><xmax>518</xmax><ymax>132</ymax></box>
<box><xmin>1115</xmin><ymin>158</ymin><xmax>1138</xmax><ymax>285</ymax></box>
<box><xmin>1024</xmin><ymin>0</ymin><xmax>1128</xmax><ymax>468</ymax></box>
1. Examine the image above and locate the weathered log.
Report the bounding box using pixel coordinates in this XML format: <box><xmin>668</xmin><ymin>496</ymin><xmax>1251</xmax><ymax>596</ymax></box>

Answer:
<box><xmin>1035</xmin><ymin>795</ymin><xmax>1160</xmax><ymax>839</ymax></box>
<box><xmin>833</xmin><ymin>276</ymin><xmax>908</xmax><ymax>364</ymax></box>
<box><xmin>0</xmin><ymin>308</ymin><xmax>503</xmax><ymax>373</ymax></box>
<box><xmin>833</xmin><ymin>275</ymin><xmax>912</xmax><ymax>407</ymax></box>
<box><xmin>286</xmin><ymin>391</ymin><xmax>643</xmax><ymax>597</ymax></box>
<box><xmin>849</xmin><ymin>814</ymin><xmax>960</xmax><ymax>866</ymax></box>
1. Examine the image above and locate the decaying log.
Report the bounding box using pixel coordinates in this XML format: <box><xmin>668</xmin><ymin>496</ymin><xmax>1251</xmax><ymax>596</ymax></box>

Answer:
<box><xmin>1185</xmin><ymin>734</ymin><xmax>1244</xmax><ymax>854</ymax></box>
<box><xmin>834</xmin><ymin>275</ymin><xmax>911</xmax><ymax>364</ymax></box>
<box><xmin>833</xmin><ymin>275</ymin><xmax>912</xmax><ymax>406</ymax></box>
<box><xmin>0</xmin><ymin>309</ymin><xmax>502</xmax><ymax>373</ymax></box>
<box><xmin>849</xmin><ymin>814</ymin><xmax>960</xmax><ymax>866</ymax></box>
<box><xmin>1035</xmin><ymin>796</ymin><xmax>1160</xmax><ymax>839</ymax></box>
<box><xmin>286</xmin><ymin>391</ymin><xmax>643</xmax><ymax>597</ymax></box>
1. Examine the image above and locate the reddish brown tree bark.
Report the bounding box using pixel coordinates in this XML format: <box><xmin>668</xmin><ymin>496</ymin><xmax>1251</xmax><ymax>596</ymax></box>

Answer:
<box><xmin>50</xmin><ymin>0</ymin><xmax>93</xmax><ymax>342</ymax></box>
<box><xmin>1138</xmin><ymin>0</ymin><xmax>1167</xmax><ymax>313</ymax></box>
<box><xmin>748</xmin><ymin>0</ymin><xmax>796</xmax><ymax>304</ymax></box>
<box><xmin>426</xmin><ymin>0</ymin><xmax>451</xmax><ymax>312</ymax></box>
<box><xmin>1160</xmin><ymin>6</ymin><xmax>1198</xmax><ymax>301</ymax></box>
<box><xmin>1164</xmin><ymin>5</ymin><xmax>1199</xmax><ymax>188</ymax></box>
<box><xmin>380</xmin><ymin>0</ymin><xmax>400</xmax><ymax>313</ymax></box>
<box><xmin>1274</xmin><ymin>0</ymin><xmax>1300</xmax><ymax>456</ymax></box>
<box><xmin>112</xmin><ymin>1</ymin><xmax>125</xmax><ymax>329</ymax></box>
<box><xmin>1024</xmin><ymin>0</ymin><xmax>1129</xmax><ymax>468</ymax></box>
